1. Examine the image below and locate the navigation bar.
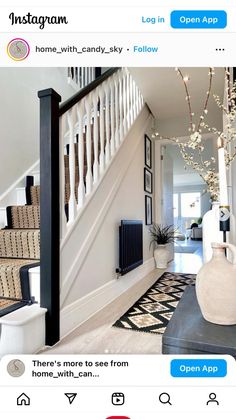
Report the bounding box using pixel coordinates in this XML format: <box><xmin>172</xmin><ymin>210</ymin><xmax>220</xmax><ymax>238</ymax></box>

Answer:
<box><xmin>0</xmin><ymin>8</ymin><xmax>234</xmax><ymax>32</ymax></box>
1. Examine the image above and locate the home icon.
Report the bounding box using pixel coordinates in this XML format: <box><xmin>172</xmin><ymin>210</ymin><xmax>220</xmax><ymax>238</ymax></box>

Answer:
<box><xmin>17</xmin><ymin>393</ymin><xmax>30</xmax><ymax>406</ymax></box>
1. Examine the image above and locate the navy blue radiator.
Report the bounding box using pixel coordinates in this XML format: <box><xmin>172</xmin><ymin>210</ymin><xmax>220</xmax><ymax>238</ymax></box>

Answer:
<box><xmin>117</xmin><ymin>220</ymin><xmax>143</xmax><ymax>276</ymax></box>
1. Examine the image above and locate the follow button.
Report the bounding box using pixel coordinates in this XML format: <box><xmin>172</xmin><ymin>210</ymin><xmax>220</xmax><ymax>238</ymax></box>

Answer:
<box><xmin>171</xmin><ymin>359</ymin><xmax>227</xmax><ymax>378</ymax></box>
<box><xmin>171</xmin><ymin>11</ymin><xmax>227</xmax><ymax>29</ymax></box>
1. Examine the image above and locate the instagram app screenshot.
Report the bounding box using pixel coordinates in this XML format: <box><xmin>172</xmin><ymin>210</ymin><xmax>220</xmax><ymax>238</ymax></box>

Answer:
<box><xmin>0</xmin><ymin>0</ymin><xmax>236</xmax><ymax>417</ymax></box>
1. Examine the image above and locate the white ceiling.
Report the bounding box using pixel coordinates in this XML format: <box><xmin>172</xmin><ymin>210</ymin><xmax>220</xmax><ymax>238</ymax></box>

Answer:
<box><xmin>129</xmin><ymin>67</ymin><xmax>225</xmax><ymax>120</ymax></box>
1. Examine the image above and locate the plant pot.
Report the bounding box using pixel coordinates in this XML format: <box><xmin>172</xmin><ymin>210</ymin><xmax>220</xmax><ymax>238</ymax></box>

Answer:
<box><xmin>154</xmin><ymin>244</ymin><xmax>171</xmax><ymax>269</ymax></box>
<box><xmin>166</xmin><ymin>242</ymin><xmax>174</xmax><ymax>262</ymax></box>
<box><xmin>196</xmin><ymin>242</ymin><xmax>236</xmax><ymax>325</ymax></box>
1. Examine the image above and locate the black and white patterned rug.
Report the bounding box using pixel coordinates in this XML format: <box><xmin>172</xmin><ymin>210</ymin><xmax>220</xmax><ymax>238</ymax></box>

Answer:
<box><xmin>113</xmin><ymin>272</ymin><xmax>195</xmax><ymax>335</ymax></box>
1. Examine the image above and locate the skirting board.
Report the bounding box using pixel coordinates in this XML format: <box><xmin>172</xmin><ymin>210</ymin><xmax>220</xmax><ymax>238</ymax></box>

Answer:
<box><xmin>60</xmin><ymin>257</ymin><xmax>155</xmax><ymax>338</ymax></box>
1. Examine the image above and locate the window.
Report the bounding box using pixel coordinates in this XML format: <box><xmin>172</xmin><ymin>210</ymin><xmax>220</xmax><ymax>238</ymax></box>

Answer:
<box><xmin>173</xmin><ymin>193</ymin><xmax>179</xmax><ymax>218</ymax></box>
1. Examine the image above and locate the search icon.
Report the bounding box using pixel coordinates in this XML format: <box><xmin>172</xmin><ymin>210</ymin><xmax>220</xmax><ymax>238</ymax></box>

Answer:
<box><xmin>159</xmin><ymin>392</ymin><xmax>172</xmax><ymax>405</ymax></box>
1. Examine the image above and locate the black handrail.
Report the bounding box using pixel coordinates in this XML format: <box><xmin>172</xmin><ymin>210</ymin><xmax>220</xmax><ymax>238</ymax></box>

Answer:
<box><xmin>59</xmin><ymin>67</ymin><xmax>121</xmax><ymax>116</ymax></box>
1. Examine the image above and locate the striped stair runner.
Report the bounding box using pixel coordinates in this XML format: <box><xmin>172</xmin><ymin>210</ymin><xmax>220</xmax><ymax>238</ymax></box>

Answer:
<box><xmin>0</xmin><ymin>200</ymin><xmax>40</xmax><ymax>315</ymax></box>
<box><xmin>0</xmin><ymin>147</ymin><xmax>81</xmax><ymax>316</ymax></box>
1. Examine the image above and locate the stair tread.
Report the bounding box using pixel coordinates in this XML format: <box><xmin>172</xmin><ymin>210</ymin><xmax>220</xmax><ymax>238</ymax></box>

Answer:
<box><xmin>7</xmin><ymin>205</ymin><xmax>40</xmax><ymax>229</ymax></box>
<box><xmin>0</xmin><ymin>298</ymin><xmax>24</xmax><ymax>308</ymax></box>
<box><xmin>0</xmin><ymin>302</ymin><xmax>46</xmax><ymax>324</ymax></box>
<box><xmin>0</xmin><ymin>297</ymin><xmax>28</xmax><ymax>317</ymax></box>
<box><xmin>0</xmin><ymin>258</ymin><xmax>40</xmax><ymax>264</ymax></box>
<box><xmin>0</xmin><ymin>229</ymin><xmax>40</xmax><ymax>259</ymax></box>
<box><xmin>0</xmin><ymin>258</ymin><xmax>39</xmax><ymax>300</ymax></box>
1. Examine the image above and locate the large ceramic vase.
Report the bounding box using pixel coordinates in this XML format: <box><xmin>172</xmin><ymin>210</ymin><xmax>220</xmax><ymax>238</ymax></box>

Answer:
<box><xmin>196</xmin><ymin>242</ymin><xmax>236</xmax><ymax>325</ymax></box>
<box><xmin>154</xmin><ymin>244</ymin><xmax>171</xmax><ymax>269</ymax></box>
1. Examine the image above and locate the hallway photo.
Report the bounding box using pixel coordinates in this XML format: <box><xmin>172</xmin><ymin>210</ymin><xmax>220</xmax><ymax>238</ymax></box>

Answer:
<box><xmin>0</xmin><ymin>66</ymin><xmax>236</xmax><ymax>357</ymax></box>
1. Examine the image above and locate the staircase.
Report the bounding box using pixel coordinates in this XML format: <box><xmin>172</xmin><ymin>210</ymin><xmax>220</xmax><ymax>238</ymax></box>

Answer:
<box><xmin>0</xmin><ymin>184</ymin><xmax>40</xmax><ymax>317</ymax></box>
<box><xmin>0</xmin><ymin>169</ymin><xmax>46</xmax><ymax>356</ymax></box>
<box><xmin>0</xmin><ymin>144</ymin><xmax>88</xmax><ymax>318</ymax></box>
<box><xmin>0</xmin><ymin>67</ymin><xmax>145</xmax><ymax>355</ymax></box>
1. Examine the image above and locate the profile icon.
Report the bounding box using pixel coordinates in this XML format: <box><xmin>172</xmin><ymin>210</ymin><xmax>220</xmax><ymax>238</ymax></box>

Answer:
<box><xmin>206</xmin><ymin>392</ymin><xmax>219</xmax><ymax>405</ymax></box>
<box><xmin>7</xmin><ymin>359</ymin><xmax>25</xmax><ymax>377</ymax></box>
<box><xmin>7</xmin><ymin>38</ymin><xmax>30</xmax><ymax>61</ymax></box>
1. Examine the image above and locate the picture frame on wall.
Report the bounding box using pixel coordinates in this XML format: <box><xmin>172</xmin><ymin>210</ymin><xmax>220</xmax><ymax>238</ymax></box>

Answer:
<box><xmin>145</xmin><ymin>195</ymin><xmax>152</xmax><ymax>225</ymax></box>
<box><xmin>144</xmin><ymin>168</ymin><xmax>152</xmax><ymax>194</ymax></box>
<box><xmin>144</xmin><ymin>134</ymin><xmax>152</xmax><ymax>169</ymax></box>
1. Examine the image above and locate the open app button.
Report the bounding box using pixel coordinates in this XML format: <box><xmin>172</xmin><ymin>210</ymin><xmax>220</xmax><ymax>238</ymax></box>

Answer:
<box><xmin>171</xmin><ymin>359</ymin><xmax>227</xmax><ymax>378</ymax></box>
<box><xmin>171</xmin><ymin>10</ymin><xmax>227</xmax><ymax>29</ymax></box>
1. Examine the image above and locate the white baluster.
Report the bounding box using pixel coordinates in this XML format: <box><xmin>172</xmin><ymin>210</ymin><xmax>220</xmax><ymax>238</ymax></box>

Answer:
<box><xmin>130</xmin><ymin>76</ymin><xmax>134</xmax><ymax>125</ymax></box>
<box><xmin>85</xmin><ymin>94</ymin><xmax>93</xmax><ymax>194</ymax></box>
<box><xmin>133</xmin><ymin>81</ymin><xmax>137</xmax><ymax>120</ymax></box>
<box><xmin>140</xmin><ymin>90</ymin><xmax>144</xmax><ymax>109</ymax></box>
<box><xmin>110</xmin><ymin>79</ymin><xmax>115</xmax><ymax>156</ymax></box>
<box><xmin>134</xmin><ymin>85</ymin><xmax>138</xmax><ymax>117</ymax></box>
<box><xmin>59</xmin><ymin>114</ymin><xmax>67</xmax><ymax>238</ymax></box>
<box><xmin>77</xmin><ymin>100</ymin><xmax>85</xmax><ymax>208</ymax></box>
<box><xmin>87</xmin><ymin>68</ymin><xmax>90</xmax><ymax>85</ymax></box>
<box><xmin>123</xmin><ymin>71</ymin><xmax>127</xmax><ymax>135</ymax></box>
<box><xmin>105</xmin><ymin>82</ymin><xmax>111</xmax><ymax>165</ymax></box>
<box><xmin>115</xmin><ymin>74</ymin><xmax>120</xmax><ymax>149</ymax></box>
<box><xmin>75</xmin><ymin>67</ymin><xmax>78</xmax><ymax>85</ymax></box>
<box><xmin>78</xmin><ymin>68</ymin><xmax>82</xmax><ymax>90</ymax></box>
<box><xmin>67</xmin><ymin>106</ymin><xmax>77</xmax><ymax>224</ymax></box>
<box><xmin>81</xmin><ymin>67</ymin><xmax>85</xmax><ymax>88</ymax></box>
<box><xmin>138</xmin><ymin>89</ymin><xmax>142</xmax><ymax>112</ymax></box>
<box><xmin>90</xmin><ymin>67</ymin><xmax>93</xmax><ymax>83</ymax></box>
<box><xmin>126</xmin><ymin>71</ymin><xmax>130</xmax><ymax>130</ymax></box>
<box><xmin>99</xmin><ymin>87</ymin><xmax>105</xmax><ymax>174</ymax></box>
<box><xmin>119</xmin><ymin>72</ymin><xmax>124</xmax><ymax>141</ymax></box>
<box><xmin>141</xmin><ymin>94</ymin><xmax>144</xmax><ymax>107</ymax></box>
<box><xmin>133</xmin><ymin>80</ymin><xmax>137</xmax><ymax>118</ymax></box>
<box><xmin>132</xmin><ymin>80</ymin><xmax>136</xmax><ymax>120</ymax></box>
<box><xmin>92</xmin><ymin>89</ymin><xmax>99</xmax><ymax>183</ymax></box>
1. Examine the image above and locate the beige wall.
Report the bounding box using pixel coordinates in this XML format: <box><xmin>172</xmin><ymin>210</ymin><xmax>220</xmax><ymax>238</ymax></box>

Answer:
<box><xmin>62</xmin><ymin>108</ymin><xmax>154</xmax><ymax>305</ymax></box>
<box><xmin>0</xmin><ymin>68</ymin><xmax>75</xmax><ymax>195</ymax></box>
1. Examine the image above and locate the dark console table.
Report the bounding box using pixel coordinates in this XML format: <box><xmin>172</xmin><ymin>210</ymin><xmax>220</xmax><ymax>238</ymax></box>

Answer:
<box><xmin>162</xmin><ymin>286</ymin><xmax>236</xmax><ymax>356</ymax></box>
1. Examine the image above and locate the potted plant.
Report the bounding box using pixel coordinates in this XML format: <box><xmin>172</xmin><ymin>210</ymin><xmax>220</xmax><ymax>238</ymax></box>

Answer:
<box><xmin>149</xmin><ymin>224</ymin><xmax>177</xmax><ymax>268</ymax></box>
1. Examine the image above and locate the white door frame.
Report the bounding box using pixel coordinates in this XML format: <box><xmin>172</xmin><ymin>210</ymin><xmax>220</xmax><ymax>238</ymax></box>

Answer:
<box><xmin>154</xmin><ymin>138</ymin><xmax>173</xmax><ymax>224</ymax></box>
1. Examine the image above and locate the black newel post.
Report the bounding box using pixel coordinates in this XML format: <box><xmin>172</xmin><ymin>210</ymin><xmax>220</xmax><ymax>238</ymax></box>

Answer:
<box><xmin>38</xmin><ymin>88</ymin><xmax>61</xmax><ymax>346</ymax></box>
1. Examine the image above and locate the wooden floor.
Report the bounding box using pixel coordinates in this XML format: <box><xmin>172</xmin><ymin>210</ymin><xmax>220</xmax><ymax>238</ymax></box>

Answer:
<box><xmin>42</xmin><ymin>240</ymin><xmax>203</xmax><ymax>355</ymax></box>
